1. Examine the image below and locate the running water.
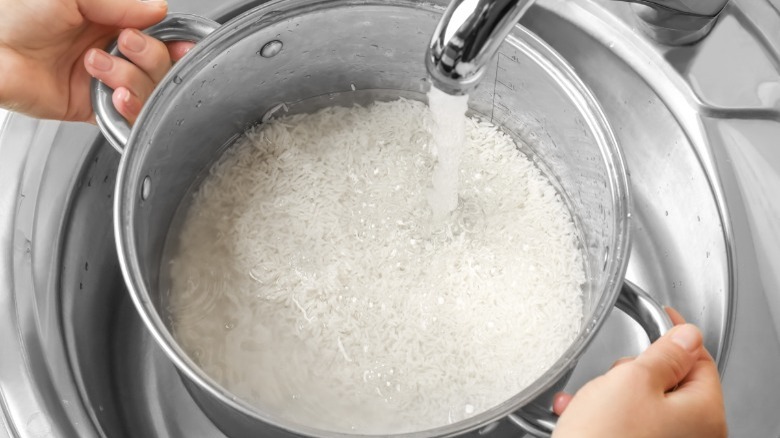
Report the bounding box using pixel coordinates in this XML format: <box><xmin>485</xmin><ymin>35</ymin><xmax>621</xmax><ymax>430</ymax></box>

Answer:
<box><xmin>426</xmin><ymin>86</ymin><xmax>469</xmax><ymax>220</ymax></box>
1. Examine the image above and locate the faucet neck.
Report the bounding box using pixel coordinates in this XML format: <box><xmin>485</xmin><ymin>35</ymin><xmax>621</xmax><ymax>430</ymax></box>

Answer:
<box><xmin>426</xmin><ymin>0</ymin><xmax>535</xmax><ymax>95</ymax></box>
<box><xmin>426</xmin><ymin>0</ymin><xmax>730</xmax><ymax>95</ymax></box>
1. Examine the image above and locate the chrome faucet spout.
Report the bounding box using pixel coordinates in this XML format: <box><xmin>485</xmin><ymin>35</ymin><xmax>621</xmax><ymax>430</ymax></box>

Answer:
<box><xmin>426</xmin><ymin>0</ymin><xmax>730</xmax><ymax>95</ymax></box>
<box><xmin>425</xmin><ymin>0</ymin><xmax>535</xmax><ymax>95</ymax></box>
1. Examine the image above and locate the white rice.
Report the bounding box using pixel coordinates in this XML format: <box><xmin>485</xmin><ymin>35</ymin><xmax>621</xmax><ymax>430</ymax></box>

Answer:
<box><xmin>167</xmin><ymin>98</ymin><xmax>585</xmax><ymax>434</ymax></box>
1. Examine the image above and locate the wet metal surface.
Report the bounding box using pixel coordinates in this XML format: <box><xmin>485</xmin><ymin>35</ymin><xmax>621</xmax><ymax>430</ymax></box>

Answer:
<box><xmin>1</xmin><ymin>0</ymin><xmax>779</xmax><ymax>436</ymax></box>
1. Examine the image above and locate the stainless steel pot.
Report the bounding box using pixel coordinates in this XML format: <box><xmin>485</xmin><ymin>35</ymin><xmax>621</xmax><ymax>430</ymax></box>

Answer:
<box><xmin>92</xmin><ymin>1</ymin><xmax>672</xmax><ymax>436</ymax></box>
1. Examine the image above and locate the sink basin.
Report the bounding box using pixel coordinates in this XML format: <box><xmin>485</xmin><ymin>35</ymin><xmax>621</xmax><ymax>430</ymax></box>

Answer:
<box><xmin>64</xmin><ymin>1</ymin><xmax>733</xmax><ymax>436</ymax></box>
<box><xmin>516</xmin><ymin>0</ymin><xmax>734</xmax><ymax>386</ymax></box>
<box><xmin>3</xmin><ymin>0</ymin><xmax>779</xmax><ymax>437</ymax></box>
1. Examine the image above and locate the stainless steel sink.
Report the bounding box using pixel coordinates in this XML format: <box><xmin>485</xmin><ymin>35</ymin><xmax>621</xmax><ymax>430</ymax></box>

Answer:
<box><xmin>515</xmin><ymin>0</ymin><xmax>736</xmax><ymax>387</ymax></box>
<box><xmin>1</xmin><ymin>0</ymin><xmax>778</xmax><ymax>437</ymax></box>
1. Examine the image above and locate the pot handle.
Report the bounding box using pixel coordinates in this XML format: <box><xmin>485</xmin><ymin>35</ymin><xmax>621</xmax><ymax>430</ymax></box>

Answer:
<box><xmin>91</xmin><ymin>13</ymin><xmax>220</xmax><ymax>153</ymax></box>
<box><xmin>506</xmin><ymin>280</ymin><xmax>674</xmax><ymax>437</ymax></box>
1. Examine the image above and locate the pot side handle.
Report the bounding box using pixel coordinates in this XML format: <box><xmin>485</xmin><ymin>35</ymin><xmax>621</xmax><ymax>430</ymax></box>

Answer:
<box><xmin>90</xmin><ymin>13</ymin><xmax>220</xmax><ymax>153</ymax></box>
<box><xmin>507</xmin><ymin>280</ymin><xmax>674</xmax><ymax>437</ymax></box>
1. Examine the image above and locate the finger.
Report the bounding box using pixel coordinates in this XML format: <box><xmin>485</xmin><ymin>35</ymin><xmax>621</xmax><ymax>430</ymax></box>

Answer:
<box><xmin>665</xmin><ymin>306</ymin><xmax>687</xmax><ymax>325</ymax></box>
<box><xmin>166</xmin><ymin>41</ymin><xmax>197</xmax><ymax>62</ymax></box>
<box><xmin>676</xmin><ymin>346</ymin><xmax>719</xmax><ymax>392</ymax></box>
<box><xmin>667</xmin><ymin>355</ymin><xmax>724</xmax><ymax>423</ymax></box>
<box><xmin>117</xmin><ymin>29</ymin><xmax>172</xmax><ymax>83</ymax></box>
<box><xmin>610</xmin><ymin>356</ymin><xmax>635</xmax><ymax>369</ymax></box>
<box><xmin>552</xmin><ymin>392</ymin><xmax>573</xmax><ymax>416</ymax></box>
<box><xmin>112</xmin><ymin>87</ymin><xmax>142</xmax><ymax>124</ymax></box>
<box><xmin>85</xmin><ymin>48</ymin><xmax>156</xmax><ymax>105</ymax></box>
<box><xmin>632</xmin><ymin>323</ymin><xmax>702</xmax><ymax>391</ymax></box>
<box><xmin>76</xmin><ymin>0</ymin><xmax>167</xmax><ymax>28</ymax></box>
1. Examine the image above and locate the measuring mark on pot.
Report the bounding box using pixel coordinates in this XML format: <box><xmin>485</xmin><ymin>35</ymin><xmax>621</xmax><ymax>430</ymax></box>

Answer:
<box><xmin>259</xmin><ymin>40</ymin><xmax>283</xmax><ymax>58</ymax></box>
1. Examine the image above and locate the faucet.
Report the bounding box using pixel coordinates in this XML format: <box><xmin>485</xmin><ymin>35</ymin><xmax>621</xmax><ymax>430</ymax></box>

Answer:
<box><xmin>426</xmin><ymin>0</ymin><xmax>730</xmax><ymax>95</ymax></box>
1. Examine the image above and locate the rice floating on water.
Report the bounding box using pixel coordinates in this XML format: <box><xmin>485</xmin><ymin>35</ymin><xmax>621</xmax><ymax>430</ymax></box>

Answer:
<box><xmin>167</xmin><ymin>98</ymin><xmax>585</xmax><ymax>434</ymax></box>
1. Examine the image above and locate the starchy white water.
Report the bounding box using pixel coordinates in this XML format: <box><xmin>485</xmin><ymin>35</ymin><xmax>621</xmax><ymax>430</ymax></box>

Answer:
<box><xmin>166</xmin><ymin>98</ymin><xmax>585</xmax><ymax>434</ymax></box>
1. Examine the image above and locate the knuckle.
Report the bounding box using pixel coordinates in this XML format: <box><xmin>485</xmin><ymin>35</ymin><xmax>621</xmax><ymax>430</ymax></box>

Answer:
<box><xmin>116</xmin><ymin>8</ymin><xmax>130</xmax><ymax>27</ymax></box>
<box><xmin>117</xmin><ymin>66</ymin><xmax>143</xmax><ymax>89</ymax></box>
<box><xmin>610</xmin><ymin>356</ymin><xmax>634</xmax><ymax>369</ymax></box>
<box><xmin>629</xmin><ymin>343</ymin><xmax>692</xmax><ymax>388</ymax></box>
<box><xmin>147</xmin><ymin>35</ymin><xmax>169</xmax><ymax>55</ymax></box>
<box><xmin>657</xmin><ymin>348</ymin><xmax>688</xmax><ymax>382</ymax></box>
<box><xmin>624</xmin><ymin>361</ymin><xmax>656</xmax><ymax>385</ymax></box>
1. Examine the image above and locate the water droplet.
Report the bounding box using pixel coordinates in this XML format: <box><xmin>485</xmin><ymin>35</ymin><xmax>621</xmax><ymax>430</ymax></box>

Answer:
<box><xmin>172</xmin><ymin>75</ymin><xmax>183</xmax><ymax>84</ymax></box>
<box><xmin>260</xmin><ymin>40</ymin><xmax>283</xmax><ymax>58</ymax></box>
<box><xmin>141</xmin><ymin>176</ymin><xmax>151</xmax><ymax>201</ymax></box>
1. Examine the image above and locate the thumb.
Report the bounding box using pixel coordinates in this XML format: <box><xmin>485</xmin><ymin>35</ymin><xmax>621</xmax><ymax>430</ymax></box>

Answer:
<box><xmin>77</xmin><ymin>0</ymin><xmax>168</xmax><ymax>28</ymax></box>
<box><xmin>632</xmin><ymin>323</ymin><xmax>702</xmax><ymax>391</ymax></box>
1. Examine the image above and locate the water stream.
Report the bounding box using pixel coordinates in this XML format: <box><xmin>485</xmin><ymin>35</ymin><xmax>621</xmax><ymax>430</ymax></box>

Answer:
<box><xmin>426</xmin><ymin>86</ymin><xmax>470</xmax><ymax>220</ymax></box>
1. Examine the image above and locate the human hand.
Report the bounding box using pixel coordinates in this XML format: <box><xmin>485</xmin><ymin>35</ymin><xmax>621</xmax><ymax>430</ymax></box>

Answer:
<box><xmin>551</xmin><ymin>308</ymin><xmax>727</xmax><ymax>438</ymax></box>
<box><xmin>84</xmin><ymin>27</ymin><xmax>193</xmax><ymax>124</ymax></box>
<box><xmin>0</xmin><ymin>0</ymin><xmax>192</xmax><ymax>123</ymax></box>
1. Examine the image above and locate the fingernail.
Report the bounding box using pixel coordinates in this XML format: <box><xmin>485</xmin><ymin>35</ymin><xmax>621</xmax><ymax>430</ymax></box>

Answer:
<box><xmin>115</xmin><ymin>88</ymin><xmax>131</xmax><ymax>104</ymax></box>
<box><xmin>670</xmin><ymin>324</ymin><xmax>700</xmax><ymax>353</ymax></box>
<box><xmin>123</xmin><ymin>29</ymin><xmax>146</xmax><ymax>53</ymax></box>
<box><xmin>87</xmin><ymin>50</ymin><xmax>112</xmax><ymax>72</ymax></box>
